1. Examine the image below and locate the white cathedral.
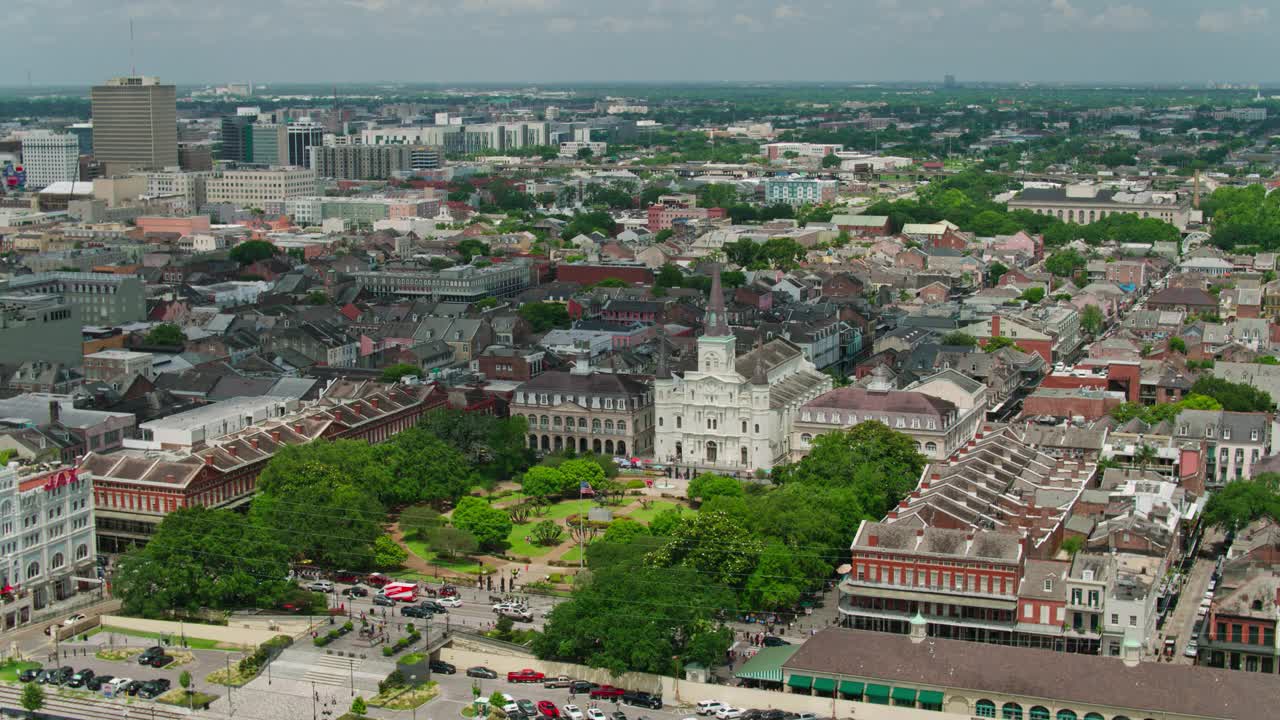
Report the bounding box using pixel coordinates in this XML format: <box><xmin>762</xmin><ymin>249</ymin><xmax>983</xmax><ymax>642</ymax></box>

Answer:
<box><xmin>653</xmin><ymin>266</ymin><xmax>831</xmax><ymax>473</ymax></box>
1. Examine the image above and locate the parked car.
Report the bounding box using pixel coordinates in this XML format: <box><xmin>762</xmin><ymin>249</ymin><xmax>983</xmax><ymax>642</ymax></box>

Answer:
<box><xmin>716</xmin><ymin>708</ymin><xmax>743</xmax><ymax>720</ymax></box>
<box><xmin>569</xmin><ymin>680</ymin><xmax>598</xmax><ymax>694</ymax></box>
<box><xmin>63</xmin><ymin>613</ymin><xmax>87</xmax><ymax>626</ymax></box>
<box><xmin>106</xmin><ymin>677</ymin><xmax>133</xmax><ymax>694</ymax></box>
<box><xmin>1185</xmin><ymin>639</ymin><xmax>1199</xmax><ymax>658</ymax></box>
<box><xmin>429</xmin><ymin>660</ymin><xmax>456</xmax><ymax>675</ymax></box>
<box><xmin>696</xmin><ymin>701</ymin><xmax>725</xmax><ymax>716</ymax></box>
<box><xmin>17</xmin><ymin>668</ymin><xmax>41</xmax><ymax>683</ymax></box>
<box><xmin>537</xmin><ymin>701</ymin><xmax>561</xmax><ymax>717</ymax></box>
<box><xmin>147</xmin><ymin>654</ymin><xmax>175</xmax><ymax>668</ymax></box>
<box><xmin>366</xmin><ymin>573</ymin><xmax>391</xmax><ymax>588</ymax></box>
<box><xmin>437</xmin><ymin>595</ymin><xmax>463</xmax><ymax>608</ymax></box>
<box><xmin>564</xmin><ymin>705</ymin><xmax>585</xmax><ymax>720</ymax></box>
<box><xmin>137</xmin><ymin>646</ymin><xmax>165</xmax><ymax>665</ymax></box>
<box><xmin>124</xmin><ymin>679</ymin><xmax>147</xmax><ymax>696</ymax></box>
<box><xmin>611</xmin><ymin>712</ymin><xmax>627</xmax><ymax>720</ymax></box>
<box><xmin>138</xmin><ymin>681</ymin><xmax>166</xmax><ymax>699</ymax></box>
<box><xmin>67</xmin><ymin>669</ymin><xmax>95</xmax><ymax>688</ymax></box>
<box><xmin>589</xmin><ymin>685</ymin><xmax>625</xmax><ymax>700</ymax></box>
<box><xmin>307</xmin><ymin>580</ymin><xmax>335</xmax><ymax>593</ymax></box>
<box><xmin>622</xmin><ymin>691</ymin><xmax>662</xmax><ymax>709</ymax></box>
<box><xmin>333</xmin><ymin>570</ymin><xmax>363</xmax><ymax>583</ymax></box>
<box><xmin>420</xmin><ymin>599</ymin><xmax>448</xmax><ymax>613</ymax></box>
<box><xmin>518</xmin><ymin>699</ymin><xmax>539</xmax><ymax>717</ymax></box>
<box><xmin>508</xmin><ymin>669</ymin><xmax>546</xmax><ymax>683</ymax></box>
<box><xmin>342</xmin><ymin>586</ymin><xmax>369</xmax><ymax>598</ymax></box>
<box><xmin>372</xmin><ymin>593</ymin><xmax>396</xmax><ymax>607</ymax></box>
<box><xmin>466</xmin><ymin>666</ymin><xmax>498</xmax><ymax>679</ymax></box>
<box><xmin>761</xmin><ymin>636</ymin><xmax>790</xmax><ymax>647</ymax></box>
<box><xmin>498</xmin><ymin>606</ymin><xmax>534</xmax><ymax>622</ymax></box>
<box><xmin>86</xmin><ymin>674</ymin><xmax>113</xmax><ymax>691</ymax></box>
<box><xmin>587</xmin><ymin>709</ymin><xmax>608</xmax><ymax>720</ymax></box>
<box><xmin>44</xmin><ymin>667</ymin><xmax>73</xmax><ymax>686</ymax></box>
<box><xmin>543</xmin><ymin>675</ymin><xmax>574</xmax><ymax>689</ymax></box>
<box><xmin>401</xmin><ymin>605</ymin><xmax>433</xmax><ymax>619</ymax></box>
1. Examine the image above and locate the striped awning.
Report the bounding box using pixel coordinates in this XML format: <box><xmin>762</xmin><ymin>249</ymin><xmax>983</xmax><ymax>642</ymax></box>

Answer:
<box><xmin>734</xmin><ymin>645</ymin><xmax>797</xmax><ymax>683</ymax></box>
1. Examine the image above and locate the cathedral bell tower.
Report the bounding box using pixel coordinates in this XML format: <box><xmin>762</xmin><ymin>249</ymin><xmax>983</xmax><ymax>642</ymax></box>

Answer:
<box><xmin>697</xmin><ymin>263</ymin><xmax>736</xmax><ymax>373</ymax></box>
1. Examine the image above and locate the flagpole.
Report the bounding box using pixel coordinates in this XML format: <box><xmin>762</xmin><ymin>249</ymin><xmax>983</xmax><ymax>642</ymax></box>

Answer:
<box><xmin>578</xmin><ymin>482</ymin><xmax>585</xmax><ymax>570</ymax></box>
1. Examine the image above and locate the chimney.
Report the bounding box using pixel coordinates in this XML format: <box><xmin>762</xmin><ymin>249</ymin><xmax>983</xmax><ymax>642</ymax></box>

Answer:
<box><xmin>916</xmin><ymin>528</ymin><xmax>925</xmax><ymax>537</ymax></box>
<box><xmin>867</xmin><ymin>533</ymin><xmax>879</xmax><ymax>547</ymax></box>
<box><xmin>371</xmin><ymin>398</ymin><xmax>380</xmax><ymax>410</ymax></box>
<box><xmin>49</xmin><ymin>400</ymin><xmax>60</xmax><ymax>425</ymax></box>
<box><xmin>293</xmin><ymin>423</ymin><xmax>303</xmax><ymax>434</ymax></box>
<box><xmin>271</xmin><ymin>430</ymin><xmax>281</xmax><ymax>443</ymax></box>
<box><xmin>334</xmin><ymin>410</ymin><xmax>344</xmax><ymax>422</ymax></box>
<box><xmin>165</xmin><ymin>474</ymin><xmax>175</xmax><ymax>483</ymax></box>
<box><xmin>204</xmin><ymin>454</ymin><xmax>214</xmax><ymax>465</ymax></box>
<box><xmin>250</xmin><ymin>438</ymin><xmax>259</xmax><ymax>450</ymax></box>
<box><xmin>991</xmin><ymin>314</ymin><xmax>1001</xmax><ymax>338</ymax></box>
<box><xmin>228</xmin><ymin>445</ymin><xmax>237</xmax><ymax>457</ymax></box>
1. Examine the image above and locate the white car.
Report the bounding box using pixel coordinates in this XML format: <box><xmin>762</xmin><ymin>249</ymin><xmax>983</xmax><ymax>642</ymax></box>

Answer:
<box><xmin>696</xmin><ymin>701</ymin><xmax>724</xmax><ymax>716</ymax></box>
<box><xmin>587</xmin><ymin>709</ymin><xmax>608</xmax><ymax>720</ymax></box>
<box><xmin>716</xmin><ymin>708</ymin><xmax>743</xmax><ymax>720</ymax></box>
<box><xmin>503</xmin><ymin>702</ymin><xmax>521</xmax><ymax>716</ymax></box>
<box><xmin>106</xmin><ymin>677</ymin><xmax>132</xmax><ymax>694</ymax></box>
<box><xmin>63</xmin><ymin>613</ymin><xmax>87</xmax><ymax>626</ymax></box>
<box><xmin>437</xmin><ymin>596</ymin><xmax>463</xmax><ymax>608</ymax></box>
<box><xmin>307</xmin><ymin>580</ymin><xmax>334</xmax><ymax>593</ymax></box>
<box><xmin>1184</xmin><ymin>640</ymin><xmax>1199</xmax><ymax>658</ymax></box>
<box><xmin>564</xmin><ymin>705</ymin><xmax>585</xmax><ymax>720</ymax></box>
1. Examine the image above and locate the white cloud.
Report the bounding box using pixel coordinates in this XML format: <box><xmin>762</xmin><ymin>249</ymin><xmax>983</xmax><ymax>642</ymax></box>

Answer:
<box><xmin>1091</xmin><ymin>4</ymin><xmax>1152</xmax><ymax>32</ymax></box>
<box><xmin>774</xmin><ymin>4</ymin><xmax>802</xmax><ymax>20</ymax></box>
<box><xmin>458</xmin><ymin>0</ymin><xmax>559</xmax><ymax>14</ymax></box>
<box><xmin>1198</xmin><ymin>5</ymin><xmax>1269</xmax><ymax>32</ymax></box>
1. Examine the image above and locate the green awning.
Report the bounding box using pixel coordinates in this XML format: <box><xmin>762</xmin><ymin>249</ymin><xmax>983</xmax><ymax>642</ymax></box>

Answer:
<box><xmin>787</xmin><ymin>675</ymin><xmax>813</xmax><ymax>690</ymax></box>
<box><xmin>918</xmin><ymin>690</ymin><xmax>944</xmax><ymax>707</ymax></box>
<box><xmin>735</xmin><ymin>645</ymin><xmax>797</xmax><ymax>684</ymax></box>
<box><xmin>865</xmin><ymin>684</ymin><xmax>891</xmax><ymax>701</ymax></box>
<box><xmin>839</xmin><ymin>680</ymin><xmax>864</xmax><ymax>697</ymax></box>
<box><xmin>891</xmin><ymin>687</ymin><xmax>918</xmax><ymax>704</ymax></box>
<box><xmin>812</xmin><ymin>677</ymin><xmax>835</xmax><ymax>692</ymax></box>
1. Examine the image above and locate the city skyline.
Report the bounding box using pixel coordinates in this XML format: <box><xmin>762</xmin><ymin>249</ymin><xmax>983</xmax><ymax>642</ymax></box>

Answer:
<box><xmin>3</xmin><ymin>0</ymin><xmax>1276</xmax><ymax>86</ymax></box>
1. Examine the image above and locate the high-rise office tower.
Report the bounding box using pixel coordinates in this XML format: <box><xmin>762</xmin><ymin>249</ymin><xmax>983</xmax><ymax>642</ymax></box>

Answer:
<box><xmin>251</xmin><ymin>123</ymin><xmax>289</xmax><ymax>165</ymax></box>
<box><xmin>287</xmin><ymin>119</ymin><xmax>324</xmax><ymax>168</ymax></box>
<box><xmin>219</xmin><ymin>114</ymin><xmax>256</xmax><ymax>162</ymax></box>
<box><xmin>21</xmin><ymin>132</ymin><xmax>81</xmax><ymax>189</ymax></box>
<box><xmin>90</xmin><ymin>76</ymin><xmax>178</xmax><ymax>174</ymax></box>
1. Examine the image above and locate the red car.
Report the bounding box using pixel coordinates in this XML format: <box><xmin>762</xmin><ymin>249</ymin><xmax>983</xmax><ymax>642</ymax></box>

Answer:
<box><xmin>365</xmin><ymin>573</ymin><xmax>390</xmax><ymax>588</ymax></box>
<box><xmin>537</xmin><ymin>701</ymin><xmax>560</xmax><ymax>717</ymax></box>
<box><xmin>508</xmin><ymin>669</ymin><xmax>545</xmax><ymax>683</ymax></box>
<box><xmin>589</xmin><ymin>686</ymin><xmax>625</xmax><ymax>699</ymax></box>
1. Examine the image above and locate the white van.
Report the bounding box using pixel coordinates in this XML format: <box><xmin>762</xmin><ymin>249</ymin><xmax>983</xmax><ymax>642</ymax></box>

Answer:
<box><xmin>697</xmin><ymin>701</ymin><xmax>724</xmax><ymax>716</ymax></box>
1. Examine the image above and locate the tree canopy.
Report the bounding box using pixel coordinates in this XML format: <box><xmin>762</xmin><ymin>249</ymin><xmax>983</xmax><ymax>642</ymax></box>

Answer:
<box><xmin>144</xmin><ymin>323</ymin><xmax>186</xmax><ymax>347</ymax></box>
<box><xmin>1203</xmin><ymin>474</ymin><xmax>1280</xmax><ymax>531</ymax></box>
<box><xmin>1190</xmin><ymin>376</ymin><xmax>1274</xmax><ymax>412</ymax></box>
<box><xmin>379</xmin><ymin>363</ymin><xmax>422</xmax><ymax>382</ymax></box>
<box><xmin>518</xmin><ymin>302</ymin><xmax>571</xmax><ymax>332</ymax></box>
<box><xmin>451</xmin><ymin>497</ymin><xmax>513</xmax><ymax>550</ymax></box>
<box><xmin>229</xmin><ymin>240</ymin><xmax>276</xmax><ymax>266</ymax></box>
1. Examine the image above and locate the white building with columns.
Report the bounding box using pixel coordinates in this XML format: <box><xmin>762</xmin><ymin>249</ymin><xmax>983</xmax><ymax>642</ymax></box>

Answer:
<box><xmin>653</xmin><ymin>266</ymin><xmax>830</xmax><ymax>474</ymax></box>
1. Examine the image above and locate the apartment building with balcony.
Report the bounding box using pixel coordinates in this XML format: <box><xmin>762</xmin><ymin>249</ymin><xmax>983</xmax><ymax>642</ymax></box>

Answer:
<box><xmin>352</xmin><ymin>259</ymin><xmax>532</xmax><ymax>301</ymax></box>
<box><xmin>1172</xmin><ymin>410</ymin><xmax>1270</xmax><ymax>488</ymax></box>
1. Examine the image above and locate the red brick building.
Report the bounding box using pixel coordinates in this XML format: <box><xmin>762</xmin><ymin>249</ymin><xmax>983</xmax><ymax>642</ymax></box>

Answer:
<box><xmin>557</xmin><ymin>262</ymin><xmax>654</xmax><ymax>286</ymax></box>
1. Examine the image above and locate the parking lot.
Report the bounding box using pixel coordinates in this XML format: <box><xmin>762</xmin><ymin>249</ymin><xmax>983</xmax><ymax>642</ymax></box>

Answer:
<box><xmin>429</xmin><ymin>668</ymin><xmax>698</xmax><ymax>720</ymax></box>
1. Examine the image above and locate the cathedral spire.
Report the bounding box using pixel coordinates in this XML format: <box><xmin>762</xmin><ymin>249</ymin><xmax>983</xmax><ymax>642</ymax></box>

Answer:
<box><xmin>704</xmin><ymin>262</ymin><xmax>729</xmax><ymax>337</ymax></box>
<box><xmin>655</xmin><ymin>325</ymin><xmax>671</xmax><ymax>379</ymax></box>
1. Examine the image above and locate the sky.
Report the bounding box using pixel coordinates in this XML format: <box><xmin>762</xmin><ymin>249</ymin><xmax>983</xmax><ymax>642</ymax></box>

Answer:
<box><xmin>5</xmin><ymin>0</ymin><xmax>1275</xmax><ymax>86</ymax></box>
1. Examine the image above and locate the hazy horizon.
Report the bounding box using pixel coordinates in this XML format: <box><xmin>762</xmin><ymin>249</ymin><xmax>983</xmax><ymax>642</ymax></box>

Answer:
<box><xmin>5</xmin><ymin>0</ymin><xmax>1275</xmax><ymax>86</ymax></box>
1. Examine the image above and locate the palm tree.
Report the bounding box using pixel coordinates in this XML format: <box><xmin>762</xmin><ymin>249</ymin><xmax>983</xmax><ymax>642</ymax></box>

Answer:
<box><xmin>1133</xmin><ymin>443</ymin><xmax>1158</xmax><ymax>471</ymax></box>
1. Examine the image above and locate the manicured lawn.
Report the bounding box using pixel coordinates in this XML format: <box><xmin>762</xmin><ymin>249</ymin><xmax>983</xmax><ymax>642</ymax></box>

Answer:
<box><xmin>559</xmin><ymin>545</ymin><xmax>587</xmax><ymax>565</ymax></box>
<box><xmin>367</xmin><ymin>681</ymin><xmax>439</xmax><ymax>709</ymax></box>
<box><xmin>625</xmin><ymin>500</ymin><xmax>682</xmax><ymax>525</ymax></box>
<box><xmin>99</xmin><ymin>626</ymin><xmax>233</xmax><ymax>651</ymax></box>
<box><xmin>537</xmin><ymin>499</ymin><xmax>595</xmax><ymax>521</ymax></box>
<box><xmin>158</xmin><ymin>689</ymin><xmax>219</xmax><ymax>709</ymax></box>
<box><xmin>505</xmin><ymin>522</ymin><xmax>561</xmax><ymax>558</ymax></box>
<box><xmin>0</xmin><ymin>660</ymin><xmax>39</xmax><ymax>683</ymax></box>
<box><xmin>403</xmin><ymin>539</ymin><xmax>491</xmax><ymax>575</ymax></box>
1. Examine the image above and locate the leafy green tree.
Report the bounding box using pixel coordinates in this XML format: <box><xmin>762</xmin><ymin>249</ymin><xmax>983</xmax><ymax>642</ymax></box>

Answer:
<box><xmin>451</xmin><ymin>497</ymin><xmax>513</xmax><ymax>550</ymax></box>
<box><xmin>455</xmin><ymin>238</ymin><xmax>490</xmax><ymax>263</ymax></box>
<box><xmin>351</xmin><ymin>696</ymin><xmax>367</xmax><ymax>716</ymax></box>
<box><xmin>646</xmin><ymin>510</ymin><xmax>763</xmax><ymax>587</ymax></box>
<box><xmin>939</xmin><ymin>331</ymin><xmax>978</xmax><ymax>347</ymax></box>
<box><xmin>416</xmin><ymin>410</ymin><xmax>531</xmax><ymax>482</ymax></box>
<box><xmin>427</xmin><ymin>526</ymin><xmax>479</xmax><ymax>558</ymax></box>
<box><xmin>771</xmin><ymin>422</ymin><xmax>925</xmax><ymax>520</ymax></box>
<box><xmin>229</xmin><ymin>239</ymin><xmax>276</xmax><ymax>265</ymax></box>
<box><xmin>21</xmin><ymin>682</ymin><xmax>44</xmax><ymax>717</ymax></box>
<box><xmin>380</xmin><ymin>363</ymin><xmax>422</xmax><ymax>382</ymax></box>
<box><xmin>305</xmin><ymin>290</ymin><xmax>329</xmax><ymax>305</ymax></box>
<box><xmin>983</xmin><ymin>336</ymin><xmax>1026</xmax><ymax>353</ymax></box>
<box><xmin>1178</xmin><ymin>394</ymin><xmax>1223</xmax><ymax>411</ymax></box>
<box><xmin>529</xmin><ymin>520</ymin><xmax>564</xmax><ymax>546</ymax></box>
<box><xmin>647</xmin><ymin>507</ymin><xmax>685</xmax><ymax>536</ymax></box>
<box><xmin>655</xmin><ymin>263</ymin><xmax>684</xmax><ymax>288</ymax></box>
<box><xmin>697</xmin><ymin>183</ymin><xmax>739</xmax><ymax>209</ymax></box>
<box><xmin>562</xmin><ymin>210</ymin><xmax>617</xmax><ymax>238</ymax></box>
<box><xmin>653</xmin><ymin>228</ymin><xmax>674</xmax><ymax>242</ymax></box>
<box><xmin>518</xmin><ymin>302</ymin><xmax>571</xmax><ymax>332</ymax></box>
<box><xmin>1045</xmin><ymin>250</ymin><xmax>1086</xmax><ymax>278</ymax></box>
<box><xmin>373</xmin><ymin>535</ymin><xmax>408</xmax><ymax>569</ymax></box>
<box><xmin>383</xmin><ymin>427</ymin><xmax>478</xmax><ymax>506</ymax></box>
<box><xmin>144</xmin><ymin>323</ymin><xmax>186</xmax><ymax>346</ymax></box>
<box><xmin>114</xmin><ymin>507</ymin><xmax>291</xmax><ymax>616</ymax></box>
<box><xmin>252</xmin><ymin>460</ymin><xmax>384</xmax><ymax>569</ymax></box>
<box><xmin>987</xmin><ymin>261</ymin><xmax>1009</xmax><ymax>286</ymax></box>
<box><xmin>399</xmin><ymin>504</ymin><xmax>443</xmax><ymax>540</ymax></box>
<box><xmin>1060</xmin><ymin>535</ymin><xmax>1084</xmax><ymax>556</ymax></box>
<box><xmin>1019</xmin><ymin>287</ymin><xmax>1046</xmax><ymax>303</ymax></box>
<box><xmin>521</xmin><ymin>466</ymin><xmax>565</xmax><ymax>506</ymax></box>
<box><xmin>1169</xmin><ymin>337</ymin><xmax>1187</xmax><ymax>354</ymax></box>
<box><xmin>601</xmin><ymin>519</ymin><xmax>649</xmax><ymax>545</ymax></box>
<box><xmin>1203</xmin><ymin>475</ymin><xmax>1280</xmax><ymax>531</ymax></box>
<box><xmin>742</xmin><ymin>540</ymin><xmax>807</xmax><ymax>610</ymax></box>
<box><xmin>686</xmin><ymin>473</ymin><xmax>743</xmax><ymax>503</ymax></box>
<box><xmin>557</xmin><ymin>458</ymin><xmax>606</xmax><ymax>497</ymax></box>
<box><xmin>533</xmin><ymin>555</ymin><xmax>733</xmax><ymax>674</ymax></box>
<box><xmin>821</xmin><ymin>153</ymin><xmax>842</xmax><ymax>168</ymax></box>
<box><xmin>1081</xmin><ymin>304</ymin><xmax>1104</xmax><ymax>335</ymax></box>
<box><xmin>1190</xmin><ymin>376</ymin><xmax>1274</xmax><ymax>411</ymax></box>
<box><xmin>1258</xmin><ymin>356</ymin><xmax>1279</xmax><ymax>365</ymax></box>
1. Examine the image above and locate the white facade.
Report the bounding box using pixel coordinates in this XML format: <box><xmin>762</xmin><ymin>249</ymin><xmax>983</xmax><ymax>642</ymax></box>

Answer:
<box><xmin>559</xmin><ymin>141</ymin><xmax>607</xmax><ymax>158</ymax></box>
<box><xmin>143</xmin><ymin>170</ymin><xmax>212</xmax><ymax>213</ymax></box>
<box><xmin>206</xmin><ymin>168</ymin><xmax>318</xmax><ymax>214</ymax></box>
<box><xmin>127</xmin><ymin>396</ymin><xmax>297</xmax><ymax>451</ymax></box>
<box><xmin>21</xmin><ymin>133</ymin><xmax>80</xmax><ymax>189</ymax></box>
<box><xmin>0</xmin><ymin>463</ymin><xmax>97</xmax><ymax>631</ymax></box>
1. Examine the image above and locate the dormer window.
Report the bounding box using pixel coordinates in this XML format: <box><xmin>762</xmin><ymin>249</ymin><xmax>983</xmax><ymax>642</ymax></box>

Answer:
<box><xmin>1206</xmin><ymin>426</ymin><xmax>1215</xmax><ymax>438</ymax></box>
<box><xmin>1043</xmin><ymin>578</ymin><xmax>1053</xmax><ymax>592</ymax></box>
<box><xmin>1252</xmin><ymin>429</ymin><xmax>1259</xmax><ymax>441</ymax></box>
<box><xmin>1222</xmin><ymin>428</ymin><xmax>1231</xmax><ymax>440</ymax></box>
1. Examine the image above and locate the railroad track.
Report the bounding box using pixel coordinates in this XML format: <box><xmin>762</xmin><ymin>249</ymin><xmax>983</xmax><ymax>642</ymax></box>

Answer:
<box><xmin>0</xmin><ymin>684</ymin><xmax>189</xmax><ymax>720</ymax></box>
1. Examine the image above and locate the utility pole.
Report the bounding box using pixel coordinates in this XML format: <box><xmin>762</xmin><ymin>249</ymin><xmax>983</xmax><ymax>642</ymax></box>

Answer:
<box><xmin>312</xmin><ymin>681</ymin><xmax>318</xmax><ymax>720</ymax></box>
<box><xmin>226</xmin><ymin>655</ymin><xmax>234</xmax><ymax>716</ymax></box>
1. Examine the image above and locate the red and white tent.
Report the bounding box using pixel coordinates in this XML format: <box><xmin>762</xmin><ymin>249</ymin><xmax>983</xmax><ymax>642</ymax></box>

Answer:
<box><xmin>382</xmin><ymin>581</ymin><xmax>417</xmax><ymax>601</ymax></box>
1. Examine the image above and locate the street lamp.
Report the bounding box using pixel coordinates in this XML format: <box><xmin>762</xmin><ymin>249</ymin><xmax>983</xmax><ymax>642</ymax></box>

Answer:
<box><xmin>349</xmin><ymin>657</ymin><xmax>355</xmax><ymax>697</ymax></box>
<box><xmin>312</xmin><ymin>680</ymin><xmax>318</xmax><ymax>720</ymax></box>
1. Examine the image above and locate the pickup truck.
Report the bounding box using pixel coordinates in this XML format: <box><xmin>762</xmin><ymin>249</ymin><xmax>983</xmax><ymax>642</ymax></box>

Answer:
<box><xmin>507</xmin><ymin>669</ymin><xmax>546</xmax><ymax>683</ymax></box>
<box><xmin>589</xmin><ymin>685</ymin><xmax>626</xmax><ymax>700</ymax></box>
<box><xmin>543</xmin><ymin>675</ymin><xmax>574</xmax><ymax>689</ymax></box>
